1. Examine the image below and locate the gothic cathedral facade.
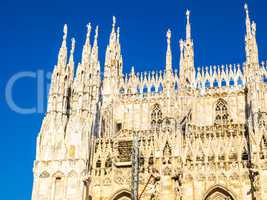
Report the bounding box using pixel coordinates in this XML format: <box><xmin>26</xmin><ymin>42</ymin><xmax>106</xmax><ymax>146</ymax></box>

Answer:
<box><xmin>31</xmin><ymin>5</ymin><xmax>267</xmax><ymax>200</ymax></box>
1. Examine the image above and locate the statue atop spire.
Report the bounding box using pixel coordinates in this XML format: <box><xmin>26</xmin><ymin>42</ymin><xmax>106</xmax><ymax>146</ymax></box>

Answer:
<box><xmin>244</xmin><ymin>3</ymin><xmax>249</xmax><ymax>17</ymax></box>
<box><xmin>107</xmin><ymin>16</ymin><xmax>118</xmax><ymax>54</ymax></box>
<box><xmin>63</xmin><ymin>24</ymin><xmax>68</xmax><ymax>41</ymax></box>
<box><xmin>186</xmin><ymin>9</ymin><xmax>191</xmax><ymax>40</ymax></box>
<box><xmin>86</xmin><ymin>23</ymin><xmax>92</xmax><ymax>38</ymax></box>
<box><xmin>103</xmin><ymin>16</ymin><xmax>123</xmax><ymax>100</ymax></box>
<box><xmin>167</xmin><ymin>29</ymin><xmax>171</xmax><ymax>45</ymax></box>
<box><xmin>93</xmin><ymin>26</ymin><xmax>99</xmax><ymax>48</ymax></box>
<box><xmin>85</xmin><ymin>23</ymin><xmax>92</xmax><ymax>46</ymax></box>
<box><xmin>67</xmin><ymin>38</ymin><xmax>75</xmax><ymax>80</ymax></box>
<box><xmin>244</xmin><ymin>3</ymin><xmax>259</xmax><ymax>65</ymax></box>
<box><xmin>57</xmin><ymin>24</ymin><xmax>68</xmax><ymax>68</ymax></box>
<box><xmin>166</xmin><ymin>29</ymin><xmax>172</xmax><ymax>71</ymax></box>
<box><xmin>91</xmin><ymin>26</ymin><xmax>99</xmax><ymax>66</ymax></box>
<box><xmin>186</xmin><ymin>9</ymin><xmax>190</xmax><ymax>23</ymax></box>
<box><xmin>113</xmin><ymin>16</ymin><xmax>116</xmax><ymax>29</ymax></box>
<box><xmin>244</xmin><ymin>3</ymin><xmax>251</xmax><ymax>37</ymax></box>
<box><xmin>252</xmin><ymin>21</ymin><xmax>256</xmax><ymax>36</ymax></box>
<box><xmin>179</xmin><ymin>10</ymin><xmax>195</xmax><ymax>90</ymax></box>
<box><xmin>131</xmin><ymin>66</ymin><xmax>135</xmax><ymax>76</ymax></box>
<box><xmin>82</xmin><ymin>23</ymin><xmax>92</xmax><ymax>66</ymax></box>
<box><xmin>71</xmin><ymin>38</ymin><xmax>75</xmax><ymax>55</ymax></box>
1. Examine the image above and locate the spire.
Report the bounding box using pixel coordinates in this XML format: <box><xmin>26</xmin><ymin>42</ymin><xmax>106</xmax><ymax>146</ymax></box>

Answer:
<box><xmin>67</xmin><ymin>38</ymin><xmax>75</xmax><ymax>80</ymax></box>
<box><xmin>105</xmin><ymin>16</ymin><xmax>117</xmax><ymax>67</ymax></box>
<box><xmin>105</xmin><ymin>16</ymin><xmax>122</xmax><ymax>73</ymax></box>
<box><xmin>117</xmin><ymin>27</ymin><xmax>120</xmax><ymax>42</ymax></box>
<box><xmin>131</xmin><ymin>66</ymin><xmax>135</xmax><ymax>75</ymax></box>
<box><xmin>244</xmin><ymin>4</ymin><xmax>251</xmax><ymax>37</ymax></box>
<box><xmin>179</xmin><ymin>39</ymin><xmax>184</xmax><ymax>72</ymax></box>
<box><xmin>93</xmin><ymin>26</ymin><xmax>99</xmax><ymax>49</ymax></box>
<box><xmin>109</xmin><ymin>16</ymin><xmax>117</xmax><ymax>47</ymax></box>
<box><xmin>116</xmin><ymin>27</ymin><xmax>121</xmax><ymax>51</ymax></box>
<box><xmin>244</xmin><ymin>3</ymin><xmax>259</xmax><ymax>65</ymax></box>
<box><xmin>82</xmin><ymin>23</ymin><xmax>92</xmax><ymax>65</ymax></box>
<box><xmin>112</xmin><ymin>16</ymin><xmax>116</xmax><ymax>30</ymax></box>
<box><xmin>57</xmin><ymin>24</ymin><xmax>68</xmax><ymax>68</ymax></box>
<box><xmin>103</xmin><ymin>16</ymin><xmax>123</xmax><ymax>101</ymax></box>
<box><xmin>179</xmin><ymin>10</ymin><xmax>195</xmax><ymax>90</ymax></box>
<box><xmin>86</xmin><ymin>23</ymin><xmax>92</xmax><ymax>45</ymax></box>
<box><xmin>91</xmin><ymin>26</ymin><xmax>99</xmax><ymax>66</ymax></box>
<box><xmin>166</xmin><ymin>29</ymin><xmax>172</xmax><ymax>71</ymax></box>
<box><xmin>186</xmin><ymin>9</ymin><xmax>191</xmax><ymax>41</ymax></box>
<box><xmin>70</xmin><ymin>38</ymin><xmax>75</xmax><ymax>59</ymax></box>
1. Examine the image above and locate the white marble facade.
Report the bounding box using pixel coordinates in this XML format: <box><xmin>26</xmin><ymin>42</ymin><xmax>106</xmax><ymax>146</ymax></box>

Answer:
<box><xmin>32</xmin><ymin>4</ymin><xmax>267</xmax><ymax>200</ymax></box>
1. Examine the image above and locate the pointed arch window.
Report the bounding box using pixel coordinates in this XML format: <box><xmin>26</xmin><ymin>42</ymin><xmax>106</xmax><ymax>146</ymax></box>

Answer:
<box><xmin>215</xmin><ymin>99</ymin><xmax>230</xmax><ymax>125</ymax></box>
<box><xmin>260</xmin><ymin>136</ymin><xmax>267</xmax><ymax>151</ymax></box>
<box><xmin>151</xmin><ymin>104</ymin><xmax>162</xmax><ymax>129</ymax></box>
<box><xmin>105</xmin><ymin>156</ymin><xmax>112</xmax><ymax>168</ymax></box>
<box><xmin>163</xmin><ymin>142</ymin><xmax>172</xmax><ymax>157</ymax></box>
<box><xmin>96</xmin><ymin>159</ymin><xmax>101</xmax><ymax>168</ymax></box>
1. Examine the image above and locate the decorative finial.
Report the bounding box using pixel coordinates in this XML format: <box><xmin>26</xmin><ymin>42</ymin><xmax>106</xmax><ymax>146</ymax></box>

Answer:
<box><xmin>244</xmin><ymin>3</ymin><xmax>250</xmax><ymax>18</ymax></box>
<box><xmin>131</xmin><ymin>66</ymin><xmax>135</xmax><ymax>74</ymax></box>
<box><xmin>93</xmin><ymin>26</ymin><xmax>99</xmax><ymax>49</ymax></box>
<box><xmin>109</xmin><ymin>16</ymin><xmax>117</xmax><ymax>44</ymax></box>
<box><xmin>185</xmin><ymin>9</ymin><xmax>191</xmax><ymax>40</ymax></box>
<box><xmin>244</xmin><ymin>3</ymin><xmax>252</xmax><ymax>37</ymax></box>
<box><xmin>112</xmin><ymin>16</ymin><xmax>116</xmax><ymax>28</ymax></box>
<box><xmin>166</xmin><ymin>29</ymin><xmax>172</xmax><ymax>71</ymax></box>
<box><xmin>244</xmin><ymin>4</ymin><xmax>248</xmax><ymax>12</ymax></box>
<box><xmin>71</xmin><ymin>38</ymin><xmax>75</xmax><ymax>54</ymax></box>
<box><xmin>167</xmin><ymin>29</ymin><xmax>171</xmax><ymax>44</ymax></box>
<box><xmin>186</xmin><ymin>9</ymin><xmax>190</xmax><ymax>23</ymax></box>
<box><xmin>68</xmin><ymin>38</ymin><xmax>75</xmax><ymax>77</ymax></box>
<box><xmin>94</xmin><ymin>26</ymin><xmax>99</xmax><ymax>40</ymax></box>
<box><xmin>179</xmin><ymin>39</ymin><xmax>184</xmax><ymax>50</ymax></box>
<box><xmin>252</xmin><ymin>21</ymin><xmax>256</xmax><ymax>35</ymax></box>
<box><xmin>57</xmin><ymin>24</ymin><xmax>68</xmax><ymax>67</ymax></box>
<box><xmin>63</xmin><ymin>24</ymin><xmax>68</xmax><ymax>40</ymax></box>
<box><xmin>86</xmin><ymin>23</ymin><xmax>92</xmax><ymax>38</ymax></box>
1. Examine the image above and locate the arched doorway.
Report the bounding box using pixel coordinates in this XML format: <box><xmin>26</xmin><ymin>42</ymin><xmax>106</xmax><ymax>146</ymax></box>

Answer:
<box><xmin>111</xmin><ymin>189</ymin><xmax>131</xmax><ymax>200</ymax></box>
<box><xmin>203</xmin><ymin>186</ymin><xmax>235</xmax><ymax>200</ymax></box>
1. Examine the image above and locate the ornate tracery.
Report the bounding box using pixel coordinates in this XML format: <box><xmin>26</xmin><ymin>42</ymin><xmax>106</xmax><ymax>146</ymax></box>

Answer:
<box><xmin>215</xmin><ymin>99</ymin><xmax>230</xmax><ymax>125</ymax></box>
<box><xmin>151</xmin><ymin>104</ymin><xmax>163</xmax><ymax>129</ymax></box>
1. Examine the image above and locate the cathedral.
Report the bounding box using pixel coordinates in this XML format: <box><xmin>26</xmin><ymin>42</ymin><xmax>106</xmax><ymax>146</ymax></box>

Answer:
<box><xmin>31</xmin><ymin>4</ymin><xmax>267</xmax><ymax>200</ymax></box>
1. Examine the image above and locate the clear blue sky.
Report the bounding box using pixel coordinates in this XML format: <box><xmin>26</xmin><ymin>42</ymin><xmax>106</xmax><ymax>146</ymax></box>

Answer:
<box><xmin>1</xmin><ymin>0</ymin><xmax>266</xmax><ymax>200</ymax></box>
